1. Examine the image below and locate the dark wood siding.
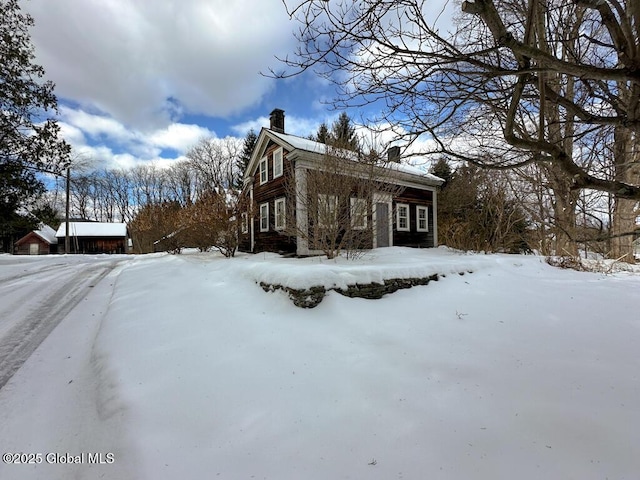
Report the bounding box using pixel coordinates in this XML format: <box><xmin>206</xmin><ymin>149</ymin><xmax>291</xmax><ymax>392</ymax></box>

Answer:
<box><xmin>252</xmin><ymin>197</ymin><xmax>296</xmax><ymax>254</ymax></box>
<box><xmin>238</xmin><ymin>211</ymin><xmax>251</xmax><ymax>252</ymax></box>
<box><xmin>244</xmin><ymin>141</ymin><xmax>296</xmax><ymax>254</ymax></box>
<box><xmin>253</xmin><ymin>142</ymin><xmax>290</xmax><ymax>203</ymax></box>
<box><xmin>393</xmin><ymin>187</ymin><xmax>435</xmax><ymax>248</ymax></box>
<box><xmin>59</xmin><ymin>237</ymin><xmax>126</xmax><ymax>254</ymax></box>
<box><xmin>14</xmin><ymin>232</ymin><xmax>55</xmax><ymax>255</ymax></box>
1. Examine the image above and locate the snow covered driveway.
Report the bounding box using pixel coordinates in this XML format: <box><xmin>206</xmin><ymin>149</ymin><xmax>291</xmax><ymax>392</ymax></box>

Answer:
<box><xmin>0</xmin><ymin>255</ymin><xmax>126</xmax><ymax>389</ymax></box>
<box><xmin>0</xmin><ymin>248</ymin><xmax>639</xmax><ymax>480</ymax></box>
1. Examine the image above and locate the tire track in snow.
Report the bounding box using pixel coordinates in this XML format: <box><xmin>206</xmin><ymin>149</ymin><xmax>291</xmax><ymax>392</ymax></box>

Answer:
<box><xmin>0</xmin><ymin>262</ymin><xmax>69</xmax><ymax>286</ymax></box>
<box><xmin>0</xmin><ymin>262</ymin><xmax>117</xmax><ymax>390</ymax></box>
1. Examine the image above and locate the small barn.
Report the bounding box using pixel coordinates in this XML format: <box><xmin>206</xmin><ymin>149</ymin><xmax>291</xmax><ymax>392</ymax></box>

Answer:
<box><xmin>14</xmin><ymin>224</ymin><xmax>59</xmax><ymax>255</ymax></box>
<box><xmin>55</xmin><ymin>222</ymin><xmax>128</xmax><ymax>254</ymax></box>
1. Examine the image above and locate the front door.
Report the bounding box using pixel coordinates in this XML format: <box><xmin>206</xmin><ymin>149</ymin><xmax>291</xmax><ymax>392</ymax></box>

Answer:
<box><xmin>29</xmin><ymin>243</ymin><xmax>39</xmax><ymax>255</ymax></box>
<box><xmin>375</xmin><ymin>203</ymin><xmax>389</xmax><ymax>247</ymax></box>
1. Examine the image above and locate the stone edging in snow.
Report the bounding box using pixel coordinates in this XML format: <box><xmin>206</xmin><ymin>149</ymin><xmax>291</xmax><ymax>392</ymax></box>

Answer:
<box><xmin>259</xmin><ymin>270</ymin><xmax>473</xmax><ymax>308</ymax></box>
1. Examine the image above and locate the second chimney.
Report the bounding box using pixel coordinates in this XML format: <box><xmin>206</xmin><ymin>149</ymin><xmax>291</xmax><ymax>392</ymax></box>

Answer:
<box><xmin>388</xmin><ymin>145</ymin><xmax>401</xmax><ymax>163</ymax></box>
<box><xmin>270</xmin><ymin>108</ymin><xmax>285</xmax><ymax>133</ymax></box>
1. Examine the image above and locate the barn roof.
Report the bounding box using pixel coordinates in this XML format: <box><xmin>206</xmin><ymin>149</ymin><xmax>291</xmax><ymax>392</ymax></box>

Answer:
<box><xmin>15</xmin><ymin>224</ymin><xmax>58</xmax><ymax>246</ymax></box>
<box><xmin>34</xmin><ymin>224</ymin><xmax>58</xmax><ymax>244</ymax></box>
<box><xmin>56</xmin><ymin>222</ymin><xmax>127</xmax><ymax>238</ymax></box>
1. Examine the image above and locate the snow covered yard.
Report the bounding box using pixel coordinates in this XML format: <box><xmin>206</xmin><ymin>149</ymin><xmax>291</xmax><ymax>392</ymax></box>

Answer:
<box><xmin>1</xmin><ymin>248</ymin><xmax>639</xmax><ymax>480</ymax></box>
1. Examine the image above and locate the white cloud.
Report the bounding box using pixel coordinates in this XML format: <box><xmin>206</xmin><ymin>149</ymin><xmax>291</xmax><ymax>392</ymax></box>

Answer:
<box><xmin>148</xmin><ymin>123</ymin><xmax>217</xmax><ymax>152</ymax></box>
<box><xmin>58</xmin><ymin>106</ymin><xmax>219</xmax><ymax>171</ymax></box>
<box><xmin>231</xmin><ymin>116</ymin><xmax>270</xmax><ymax>137</ymax></box>
<box><xmin>231</xmin><ymin>112</ymin><xmax>341</xmax><ymax>139</ymax></box>
<box><xmin>61</xmin><ymin>107</ymin><xmax>136</xmax><ymax>144</ymax></box>
<box><xmin>25</xmin><ymin>0</ymin><xmax>294</xmax><ymax>130</ymax></box>
<box><xmin>58</xmin><ymin>122</ymin><xmax>86</xmax><ymax>147</ymax></box>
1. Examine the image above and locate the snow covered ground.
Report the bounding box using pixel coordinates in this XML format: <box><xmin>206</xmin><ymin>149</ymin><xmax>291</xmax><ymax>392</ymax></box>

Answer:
<box><xmin>0</xmin><ymin>248</ymin><xmax>639</xmax><ymax>480</ymax></box>
<box><xmin>0</xmin><ymin>254</ymin><xmax>127</xmax><ymax>389</ymax></box>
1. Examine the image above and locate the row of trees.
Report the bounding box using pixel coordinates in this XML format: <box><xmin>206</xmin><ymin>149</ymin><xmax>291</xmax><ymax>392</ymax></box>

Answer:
<box><xmin>40</xmin><ymin>133</ymin><xmax>256</xmax><ymax>254</ymax></box>
<box><xmin>48</xmin><ymin>136</ymin><xmax>241</xmax><ymax>222</ymax></box>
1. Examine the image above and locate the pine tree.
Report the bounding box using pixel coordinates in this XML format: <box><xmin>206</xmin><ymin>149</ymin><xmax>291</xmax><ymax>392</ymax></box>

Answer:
<box><xmin>314</xmin><ymin>122</ymin><xmax>329</xmax><ymax>144</ymax></box>
<box><xmin>329</xmin><ymin>112</ymin><xmax>360</xmax><ymax>151</ymax></box>
<box><xmin>430</xmin><ymin>157</ymin><xmax>453</xmax><ymax>186</ymax></box>
<box><xmin>234</xmin><ymin>129</ymin><xmax>257</xmax><ymax>189</ymax></box>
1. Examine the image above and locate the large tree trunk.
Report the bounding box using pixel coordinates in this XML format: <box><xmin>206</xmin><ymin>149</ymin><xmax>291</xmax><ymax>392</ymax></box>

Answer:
<box><xmin>536</xmin><ymin>4</ymin><xmax>580</xmax><ymax>257</ymax></box>
<box><xmin>547</xmin><ymin>166</ymin><xmax>579</xmax><ymax>257</ymax></box>
<box><xmin>610</xmin><ymin>125</ymin><xmax>639</xmax><ymax>263</ymax></box>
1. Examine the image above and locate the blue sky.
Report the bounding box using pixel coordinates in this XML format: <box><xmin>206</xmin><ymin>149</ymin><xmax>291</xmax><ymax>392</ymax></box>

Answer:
<box><xmin>23</xmin><ymin>0</ymin><xmax>453</xmax><ymax>171</ymax></box>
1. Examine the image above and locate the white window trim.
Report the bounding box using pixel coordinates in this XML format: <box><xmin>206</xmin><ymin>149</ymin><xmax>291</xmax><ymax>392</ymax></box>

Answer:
<box><xmin>241</xmin><ymin>212</ymin><xmax>249</xmax><ymax>234</ymax></box>
<box><xmin>259</xmin><ymin>202</ymin><xmax>269</xmax><ymax>232</ymax></box>
<box><xmin>416</xmin><ymin>205</ymin><xmax>429</xmax><ymax>232</ymax></box>
<box><xmin>274</xmin><ymin>197</ymin><xmax>286</xmax><ymax>231</ymax></box>
<box><xmin>259</xmin><ymin>157</ymin><xmax>268</xmax><ymax>185</ymax></box>
<box><xmin>350</xmin><ymin>197</ymin><xmax>367</xmax><ymax>230</ymax></box>
<box><xmin>273</xmin><ymin>147</ymin><xmax>283</xmax><ymax>179</ymax></box>
<box><xmin>317</xmin><ymin>194</ymin><xmax>338</xmax><ymax>228</ymax></box>
<box><xmin>396</xmin><ymin>203</ymin><xmax>410</xmax><ymax>232</ymax></box>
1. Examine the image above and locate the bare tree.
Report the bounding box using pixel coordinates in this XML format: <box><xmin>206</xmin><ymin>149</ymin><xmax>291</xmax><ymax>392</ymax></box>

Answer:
<box><xmin>130</xmin><ymin>164</ymin><xmax>167</xmax><ymax>206</ymax></box>
<box><xmin>69</xmin><ymin>173</ymin><xmax>93</xmax><ymax>219</ymax></box>
<box><xmin>284</xmin><ymin>143</ymin><xmax>404</xmax><ymax>259</ymax></box>
<box><xmin>128</xmin><ymin>201</ymin><xmax>185</xmax><ymax>254</ymax></box>
<box><xmin>437</xmin><ymin>163</ymin><xmax>530</xmax><ymax>253</ymax></box>
<box><xmin>182</xmin><ymin>190</ymin><xmax>251</xmax><ymax>257</ymax></box>
<box><xmin>165</xmin><ymin>160</ymin><xmax>197</xmax><ymax>207</ymax></box>
<box><xmin>186</xmin><ymin>137</ymin><xmax>242</xmax><ymax>194</ymax></box>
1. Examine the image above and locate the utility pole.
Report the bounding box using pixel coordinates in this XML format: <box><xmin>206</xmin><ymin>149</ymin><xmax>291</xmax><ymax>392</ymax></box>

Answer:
<box><xmin>65</xmin><ymin>166</ymin><xmax>70</xmax><ymax>254</ymax></box>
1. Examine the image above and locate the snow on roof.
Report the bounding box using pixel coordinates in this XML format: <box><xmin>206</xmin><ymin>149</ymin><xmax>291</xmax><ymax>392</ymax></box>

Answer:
<box><xmin>267</xmin><ymin>129</ymin><xmax>444</xmax><ymax>184</ymax></box>
<box><xmin>34</xmin><ymin>224</ymin><xmax>58</xmax><ymax>244</ymax></box>
<box><xmin>268</xmin><ymin>130</ymin><xmax>328</xmax><ymax>155</ymax></box>
<box><xmin>387</xmin><ymin>162</ymin><xmax>445</xmax><ymax>183</ymax></box>
<box><xmin>56</xmin><ymin>222</ymin><xmax>127</xmax><ymax>238</ymax></box>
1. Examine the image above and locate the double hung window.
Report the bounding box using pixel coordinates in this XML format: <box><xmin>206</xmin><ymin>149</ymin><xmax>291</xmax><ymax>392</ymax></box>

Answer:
<box><xmin>396</xmin><ymin>203</ymin><xmax>409</xmax><ymax>231</ymax></box>
<box><xmin>259</xmin><ymin>203</ymin><xmax>269</xmax><ymax>232</ymax></box>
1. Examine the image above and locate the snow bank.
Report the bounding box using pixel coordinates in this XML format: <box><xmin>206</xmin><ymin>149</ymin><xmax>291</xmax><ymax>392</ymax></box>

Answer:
<box><xmin>235</xmin><ymin>246</ymin><xmax>497</xmax><ymax>290</ymax></box>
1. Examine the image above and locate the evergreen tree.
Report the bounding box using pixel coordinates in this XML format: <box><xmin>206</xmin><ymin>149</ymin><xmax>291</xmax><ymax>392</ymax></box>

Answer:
<box><xmin>314</xmin><ymin>122</ymin><xmax>329</xmax><ymax>144</ymax></box>
<box><xmin>234</xmin><ymin>129</ymin><xmax>257</xmax><ymax>189</ymax></box>
<box><xmin>31</xmin><ymin>204</ymin><xmax>62</xmax><ymax>228</ymax></box>
<box><xmin>329</xmin><ymin>112</ymin><xmax>359</xmax><ymax>151</ymax></box>
<box><xmin>430</xmin><ymin>157</ymin><xmax>453</xmax><ymax>186</ymax></box>
<box><xmin>311</xmin><ymin>114</ymin><xmax>360</xmax><ymax>151</ymax></box>
<box><xmin>1</xmin><ymin>0</ymin><xmax>70</xmax><ymax>251</ymax></box>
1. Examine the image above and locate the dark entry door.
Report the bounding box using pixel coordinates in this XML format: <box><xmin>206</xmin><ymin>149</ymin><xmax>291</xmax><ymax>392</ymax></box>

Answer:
<box><xmin>376</xmin><ymin>203</ymin><xmax>389</xmax><ymax>247</ymax></box>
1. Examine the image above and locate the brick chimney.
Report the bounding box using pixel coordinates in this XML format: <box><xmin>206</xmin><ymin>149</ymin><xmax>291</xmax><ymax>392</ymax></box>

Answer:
<box><xmin>270</xmin><ymin>108</ymin><xmax>285</xmax><ymax>133</ymax></box>
<box><xmin>388</xmin><ymin>145</ymin><xmax>401</xmax><ymax>163</ymax></box>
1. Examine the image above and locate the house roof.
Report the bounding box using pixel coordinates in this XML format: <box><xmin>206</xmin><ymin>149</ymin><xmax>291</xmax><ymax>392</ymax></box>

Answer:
<box><xmin>56</xmin><ymin>222</ymin><xmax>127</xmax><ymax>238</ymax></box>
<box><xmin>15</xmin><ymin>224</ymin><xmax>58</xmax><ymax>246</ymax></box>
<box><xmin>268</xmin><ymin>130</ymin><xmax>328</xmax><ymax>155</ymax></box>
<box><xmin>245</xmin><ymin>128</ymin><xmax>444</xmax><ymax>187</ymax></box>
